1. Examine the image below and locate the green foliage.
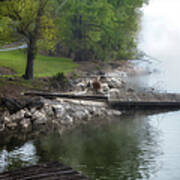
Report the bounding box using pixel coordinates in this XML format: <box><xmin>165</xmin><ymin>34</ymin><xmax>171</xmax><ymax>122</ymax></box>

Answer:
<box><xmin>0</xmin><ymin>0</ymin><xmax>59</xmax><ymax>79</ymax></box>
<box><xmin>56</xmin><ymin>0</ymin><xmax>114</xmax><ymax>61</ymax></box>
<box><xmin>0</xmin><ymin>0</ymin><xmax>57</xmax><ymax>51</ymax></box>
<box><xmin>0</xmin><ymin>0</ymin><xmax>148</xmax><ymax>74</ymax></box>
<box><xmin>0</xmin><ymin>50</ymin><xmax>77</xmax><ymax>77</ymax></box>
<box><xmin>0</xmin><ymin>17</ymin><xmax>14</xmax><ymax>45</ymax></box>
<box><xmin>51</xmin><ymin>72</ymin><xmax>70</xmax><ymax>90</ymax></box>
<box><xmin>56</xmin><ymin>0</ymin><xmax>148</xmax><ymax>61</ymax></box>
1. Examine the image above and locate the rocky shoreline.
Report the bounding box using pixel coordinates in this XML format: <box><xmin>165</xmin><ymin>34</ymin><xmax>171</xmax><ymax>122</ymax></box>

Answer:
<box><xmin>1</xmin><ymin>97</ymin><xmax>122</xmax><ymax>134</ymax></box>
<box><xmin>1</xmin><ymin>60</ymin><xmax>180</xmax><ymax>136</ymax></box>
<box><xmin>0</xmin><ymin>62</ymin><xmax>135</xmax><ymax>135</ymax></box>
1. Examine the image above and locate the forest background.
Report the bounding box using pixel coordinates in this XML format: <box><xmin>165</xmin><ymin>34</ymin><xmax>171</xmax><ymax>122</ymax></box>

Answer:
<box><xmin>0</xmin><ymin>0</ymin><xmax>148</xmax><ymax>79</ymax></box>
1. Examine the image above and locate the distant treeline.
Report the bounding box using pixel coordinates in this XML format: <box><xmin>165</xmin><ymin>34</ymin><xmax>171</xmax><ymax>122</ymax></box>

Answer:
<box><xmin>55</xmin><ymin>0</ymin><xmax>148</xmax><ymax>61</ymax></box>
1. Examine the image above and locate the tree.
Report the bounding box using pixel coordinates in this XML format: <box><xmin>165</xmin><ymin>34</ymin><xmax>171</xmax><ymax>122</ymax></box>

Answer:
<box><xmin>56</xmin><ymin>0</ymin><xmax>115</xmax><ymax>61</ymax></box>
<box><xmin>0</xmin><ymin>0</ymin><xmax>57</xmax><ymax>79</ymax></box>
<box><xmin>56</xmin><ymin>0</ymin><xmax>148</xmax><ymax>61</ymax></box>
<box><xmin>107</xmin><ymin>0</ymin><xmax>149</xmax><ymax>59</ymax></box>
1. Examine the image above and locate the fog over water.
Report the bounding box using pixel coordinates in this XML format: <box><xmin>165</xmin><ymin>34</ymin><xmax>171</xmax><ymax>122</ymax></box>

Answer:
<box><xmin>138</xmin><ymin>1</ymin><xmax>180</xmax><ymax>179</ymax></box>
<box><xmin>139</xmin><ymin>0</ymin><xmax>180</xmax><ymax>92</ymax></box>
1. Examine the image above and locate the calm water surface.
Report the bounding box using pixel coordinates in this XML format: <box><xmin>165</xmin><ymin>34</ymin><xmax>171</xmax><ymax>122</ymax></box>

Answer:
<box><xmin>0</xmin><ymin>112</ymin><xmax>180</xmax><ymax>179</ymax></box>
<box><xmin>1</xmin><ymin>0</ymin><xmax>180</xmax><ymax>179</ymax></box>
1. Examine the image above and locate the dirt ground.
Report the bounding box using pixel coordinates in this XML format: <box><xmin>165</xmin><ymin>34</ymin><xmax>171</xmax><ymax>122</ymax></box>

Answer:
<box><xmin>73</xmin><ymin>60</ymin><xmax>137</xmax><ymax>76</ymax></box>
<box><xmin>0</xmin><ymin>66</ymin><xmax>16</xmax><ymax>75</ymax></box>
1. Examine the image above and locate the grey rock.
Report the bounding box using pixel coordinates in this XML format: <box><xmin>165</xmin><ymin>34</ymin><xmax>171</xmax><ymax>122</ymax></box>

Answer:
<box><xmin>11</xmin><ymin>109</ymin><xmax>26</xmax><ymax>121</ymax></box>
<box><xmin>108</xmin><ymin>88</ymin><xmax>120</xmax><ymax>100</ymax></box>
<box><xmin>106</xmin><ymin>78</ymin><xmax>122</xmax><ymax>88</ymax></box>
<box><xmin>6</xmin><ymin>122</ymin><xmax>18</xmax><ymax>129</ymax></box>
<box><xmin>75</xmin><ymin>82</ymin><xmax>87</xmax><ymax>91</ymax></box>
<box><xmin>20</xmin><ymin>118</ymin><xmax>31</xmax><ymax>129</ymax></box>
<box><xmin>61</xmin><ymin>115</ymin><xmax>73</xmax><ymax>125</ymax></box>
<box><xmin>30</xmin><ymin>107</ymin><xmax>37</xmax><ymax>114</ymax></box>
<box><xmin>43</xmin><ymin>104</ymin><xmax>54</xmax><ymax>117</ymax></box>
<box><xmin>52</xmin><ymin>104</ymin><xmax>65</xmax><ymax>118</ymax></box>
<box><xmin>25</xmin><ymin>97</ymin><xmax>45</xmax><ymax>109</ymax></box>
<box><xmin>3</xmin><ymin>116</ymin><xmax>11</xmax><ymax>124</ymax></box>
<box><xmin>32</xmin><ymin>111</ymin><xmax>48</xmax><ymax>125</ymax></box>
<box><xmin>24</xmin><ymin>110</ymin><xmax>32</xmax><ymax>118</ymax></box>
<box><xmin>74</xmin><ymin>109</ymin><xmax>90</xmax><ymax>122</ymax></box>
<box><xmin>127</xmin><ymin>88</ymin><xmax>134</xmax><ymax>92</ymax></box>
<box><xmin>107</xmin><ymin>110</ymin><xmax>122</xmax><ymax>116</ymax></box>
<box><xmin>101</xmin><ymin>83</ymin><xmax>110</xmax><ymax>93</ymax></box>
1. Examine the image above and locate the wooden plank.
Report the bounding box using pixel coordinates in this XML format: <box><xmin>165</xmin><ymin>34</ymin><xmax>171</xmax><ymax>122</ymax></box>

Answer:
<box><xmin>109</xmin><ymin>101</ymin><xmax>180</xmax><ymax>110</ymax></box>
<box><xmin>0</xmin><ymin>162</ymin><xmax>89</xmax><ymax>180</ymax></box>
<box><xmin>24</xmin><ymin>91</ymin><xmax>108</xmax><ymax>101</ymax></box>
<box><xmin>23</xmin><ymin>170</ymin><xmax>78</xmax><ymax>180</ymax></box>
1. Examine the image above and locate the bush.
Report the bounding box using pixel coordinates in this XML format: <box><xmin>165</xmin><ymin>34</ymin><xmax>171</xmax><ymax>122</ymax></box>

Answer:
<box><xmin>50</xmin><ymin>72</ymin><xmax>70</xmax><ymax>91</ymax></box>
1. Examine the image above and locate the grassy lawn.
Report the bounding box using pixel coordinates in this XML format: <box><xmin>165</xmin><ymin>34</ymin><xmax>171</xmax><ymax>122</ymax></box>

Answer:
<box><xmin>0</xmin><ymin>50</ymin><xmax>77</xmax><ymax>77</ymax></box>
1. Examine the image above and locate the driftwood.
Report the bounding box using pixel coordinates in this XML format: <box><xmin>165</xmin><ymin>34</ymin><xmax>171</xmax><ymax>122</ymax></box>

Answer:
<box><xmin>0</xmin><ymin>162</ymin><xmax>88</xmax><ymax>180</ymax></box>
<box><xmin>24</xmin><ymin>91</ymin><xmax>108</xmax><ymax>101</ymax></box>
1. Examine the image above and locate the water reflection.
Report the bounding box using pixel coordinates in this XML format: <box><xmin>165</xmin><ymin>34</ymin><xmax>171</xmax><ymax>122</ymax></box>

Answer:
<box><xmin>1</xmin><ymin>111</ymin><xmax>180</xmax><ymax>179</ymax></box>
<box><xmin>0</xmin><ymin>141</ymin><xmax>39</xmax><ymax>173</ymax></box>
<box><xmin>32</xmin><ymin>114</ymin><xmax>162</xmax><ymax>180</ymax></box>
<box><xmin>149</xmin><ymin>111</ymin><xmax>180</xmax><ymax>180</ymax></box>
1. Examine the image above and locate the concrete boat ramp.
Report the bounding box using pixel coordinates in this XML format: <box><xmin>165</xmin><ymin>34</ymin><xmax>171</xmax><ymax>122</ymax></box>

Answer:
<box><xmin>24</xmin><ymin>91</ymin><xmax>180</xmax><ymax>111</ymax></box>
<box><xmin>109</xmin><ymin>91</ymin><xmax>180</xmax><ymax>110</ymax></box>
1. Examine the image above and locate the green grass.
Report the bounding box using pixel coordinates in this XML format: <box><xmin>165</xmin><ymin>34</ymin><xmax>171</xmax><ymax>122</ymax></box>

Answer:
<box><xmin>0</xmin><ymin>50</ymin><xmax>77</xmax><ymax>77</ymax></box>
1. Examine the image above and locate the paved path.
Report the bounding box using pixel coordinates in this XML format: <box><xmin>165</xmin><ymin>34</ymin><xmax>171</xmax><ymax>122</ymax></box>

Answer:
<box><xmin>0</xmin><ymin>44</ymin><xmax>27</xmax><ymax>52</ymax></box>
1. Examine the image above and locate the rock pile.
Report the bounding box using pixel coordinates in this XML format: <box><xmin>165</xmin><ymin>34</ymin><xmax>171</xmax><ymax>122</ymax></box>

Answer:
<box><xmin>0</xmin><ymin>97</ymin><xmax>121</xmax><ymax>134</ymax></box>
<box><xmin>0</xmin><ymin>68</ymin><xmax>128</xmax><ymax>135</ymax></box>
<box><xmin>73</xmin><ymin>69</ymin><xmax>126</xmax><ymax>97</ymax></box>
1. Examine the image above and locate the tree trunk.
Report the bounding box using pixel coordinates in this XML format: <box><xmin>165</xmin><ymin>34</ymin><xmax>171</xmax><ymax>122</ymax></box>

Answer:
<box><xmin>24</xmin><ymin>38</ymin><xmax>36</xmax><ymax>80</ymax></box>
<box><xmin>72</xmin><ymin>15</ymin><xmax>84</xmax><ymax>61</ymax></box>
<box><xmin>73</xmin><ymin>49</ymin><xmax>92</xmax><ymax>62</ymax></box>
<box><xmin>73</xmin><ymin>50</ymin><xmax>84</xmax><ymax>61</ymax></box>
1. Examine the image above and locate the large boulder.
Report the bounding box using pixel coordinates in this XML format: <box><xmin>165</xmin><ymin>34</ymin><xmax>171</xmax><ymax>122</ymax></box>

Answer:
<box><xmin>32</xmin><ymin>110</ymin><xmax>48</xmax><ymax>125</ymax></box>
<box><xmin>1</xmin><ymin>97</ymin><xmax>24</xmax><ymax>114</ymax></box>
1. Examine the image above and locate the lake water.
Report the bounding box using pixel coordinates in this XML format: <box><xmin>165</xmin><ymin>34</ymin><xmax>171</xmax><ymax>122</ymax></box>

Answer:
<box><xmin>1</xmin><ymin>0</ymin><xmax>180</xmax><ymax>179</ymax></box>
